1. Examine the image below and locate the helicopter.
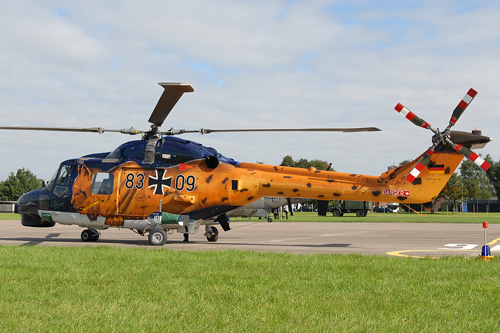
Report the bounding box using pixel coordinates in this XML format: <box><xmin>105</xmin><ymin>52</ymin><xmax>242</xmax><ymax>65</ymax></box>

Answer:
<box><xmin>4</xmin><ymin>83</ymin><xmax>492</xmax><ymax>246</ymax></box>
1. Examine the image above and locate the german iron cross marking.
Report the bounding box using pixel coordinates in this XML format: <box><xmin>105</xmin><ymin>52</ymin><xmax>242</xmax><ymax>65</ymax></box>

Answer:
<box><xmin>148</xmin><ymin>169</ymin><xmax>172</xmax><ymax>195</ymax></box>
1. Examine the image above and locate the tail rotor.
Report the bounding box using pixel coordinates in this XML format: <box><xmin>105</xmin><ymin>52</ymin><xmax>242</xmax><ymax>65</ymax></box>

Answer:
<box><xmin>395</xmin><ymin>88</ymin><xmax>490</xmax><ymax>183</ymax></box>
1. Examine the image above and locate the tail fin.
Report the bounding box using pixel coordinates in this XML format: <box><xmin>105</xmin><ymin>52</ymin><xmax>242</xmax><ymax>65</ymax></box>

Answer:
<box><xmin>379</xmin><ymin>147</ymin><xmax>464</xmax><ymax>203</ymax></box>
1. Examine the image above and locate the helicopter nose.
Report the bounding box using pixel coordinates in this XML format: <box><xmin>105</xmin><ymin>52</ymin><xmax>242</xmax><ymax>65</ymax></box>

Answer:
<box><xmin>18</xmin><ymin>189</ymin><xmax>54</xmax><ymax>227</ymax></box>
<box><xmin>18</xmin><ymin>190</ymin><xmax>40</xmax><ymax>215</ymax></box>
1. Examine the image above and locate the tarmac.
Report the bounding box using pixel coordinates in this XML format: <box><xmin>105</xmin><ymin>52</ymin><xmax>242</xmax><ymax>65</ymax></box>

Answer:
<box><xmin>0</xmin><ymin>220</ymin><xmax>498</xmax><ymax>258</ymax></box>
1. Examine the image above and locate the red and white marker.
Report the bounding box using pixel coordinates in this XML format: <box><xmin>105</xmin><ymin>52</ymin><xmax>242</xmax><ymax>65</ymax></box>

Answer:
<box><xmin>453</xmin><ymin>144</ymin><xmax>491</xmax><ymax>171</ymax></box>
<box><xmin>449</xmin><ymin>88</ymin><xmax>478</xmax><ymax>126</ymax></box>
<box><xmin>395</xmin><ymin>103</ymin><xmax>431</xmax><ymax>129</ymax></box>
<box><xmin>406</xmin><ymin>149</ymin><xmax>434</xmax><ymax>182</ymax></box>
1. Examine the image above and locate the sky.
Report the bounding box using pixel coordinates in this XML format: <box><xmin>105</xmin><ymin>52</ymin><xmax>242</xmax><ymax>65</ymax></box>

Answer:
<box><xmin>1</xmin><ymin>0</ymin><xmax>500</xmax><ymax>181</ymax></box>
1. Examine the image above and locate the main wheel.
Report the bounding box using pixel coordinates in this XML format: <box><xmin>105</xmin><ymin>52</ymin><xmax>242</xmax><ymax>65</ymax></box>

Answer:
<box><xmin>206</xmin><ymin>226</ymin><xmax>219</xmax><ymax>242</ymax></box>
<box><xmin>332</xmin><ymin>209</ymin><xmax>341</xmax><ymax>217</ymax></box>
<box><xmin>148</xmin><ymin>229</ymin><xmax>167</xmax><ymax>246</ymax></box>
<box><xmin>81</xmin><ymin>229</ymin><xmax>94</xmax><ymax>242</ymax></box>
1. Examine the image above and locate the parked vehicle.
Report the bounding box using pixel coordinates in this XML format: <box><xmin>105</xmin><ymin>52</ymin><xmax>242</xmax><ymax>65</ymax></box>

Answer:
<box><xmin>301</xmin><ymin>205</ymin><xmax>315</xmax><ymax>212</ymax></box>
<box><xmin>373</xmin><ymin>206</ymin><xmax>393</xmax><ymax>213</ymax></box>
<box><xmin>331</xmin><ymin>201</ymin><xmax>371</xmax><ymax>217</ymax></box>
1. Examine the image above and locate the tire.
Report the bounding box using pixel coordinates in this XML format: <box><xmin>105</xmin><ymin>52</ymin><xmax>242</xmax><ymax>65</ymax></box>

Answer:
<box><xmin>206</xmin><ymin>226</ymin><xmax>219</xmax><ymax>242</ymax></box>
<box><xmin>332</xmin><ymin>209</ymin><xmax>341</xmax><ymax>217</ymax></box>
<box><xmin>81</xmin><ymin>229</ymin><xmax>93</xmax><ymax>242</ymax></box>
<box><xmin>148</xmin><ymin>229</ymin><xmax>167</xmax><ymax>246</ymax></box>
<box><xmin>356</xmin><ymin>210</ymin><xmax>366</xmax><ymax>217</ymax></box>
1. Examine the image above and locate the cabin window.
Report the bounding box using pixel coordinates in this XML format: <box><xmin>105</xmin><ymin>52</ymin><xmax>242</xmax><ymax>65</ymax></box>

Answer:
<box><xmin>92</xmin><ymin>173</ymin><xmax>114</xmax><ymax>195</ymax></box>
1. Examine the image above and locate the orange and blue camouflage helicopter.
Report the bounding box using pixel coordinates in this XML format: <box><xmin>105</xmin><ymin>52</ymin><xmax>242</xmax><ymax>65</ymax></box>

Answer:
<box><xmin>2</xmin><ymin>83</ymin><xmax>491</xmax><ymax>246</ymax></box>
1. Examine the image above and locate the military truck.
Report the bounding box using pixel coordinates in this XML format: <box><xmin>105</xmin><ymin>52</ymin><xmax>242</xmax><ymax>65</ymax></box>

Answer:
<box><xmin>331</xmin><ymin>200</ymin><xmax>372</xmax><ymax>217</ymax></box>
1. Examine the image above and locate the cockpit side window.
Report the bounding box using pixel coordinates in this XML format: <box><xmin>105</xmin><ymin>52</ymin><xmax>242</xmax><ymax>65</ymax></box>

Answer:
<box><xmin>92</xmin><ymin>173</ymin><xmax>114</xmax><ymax>195</ymax></box>
<box><xmin>56</xmin><ymin>165</ymin><xmax>73</xmax><ymax>185</ymax></box>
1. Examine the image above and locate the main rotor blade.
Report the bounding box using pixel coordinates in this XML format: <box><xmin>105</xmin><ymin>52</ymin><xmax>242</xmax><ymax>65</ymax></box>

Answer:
<box><xmin>0</xmin><ymin>126</ymin><xmax>142</xmax><ymax>135</ymax></box>
<box><xmin>148</xmin><ymin>83</ymin><xmax>194</xmax><ymax>126</ymax></box>
<box><xmin>447</xmin><ymin>88</ymin><xmax>477</xmax><ymax>129</ymax></box>
<box><xmin>395</xmin><ymin>103</ymin><xmax>434</xmax><ymax>131</ymax></box>
<box><xmin>197</xmin><ymin>127</ymin><xmax>381</xmax><ymax>134</ymax></box>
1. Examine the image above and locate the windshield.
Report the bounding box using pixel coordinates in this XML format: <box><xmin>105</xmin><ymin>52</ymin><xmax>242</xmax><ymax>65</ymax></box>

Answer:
<box><xmin>45</xmin><ymin>169</ymin><xmax>59</xmax><ymax>191</ymax></box>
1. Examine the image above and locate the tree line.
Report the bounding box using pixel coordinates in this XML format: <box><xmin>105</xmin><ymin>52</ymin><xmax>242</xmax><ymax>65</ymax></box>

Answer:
<box><xmin>1</xmin><ymin>154</ymin><xmax>500</xmax><ymax>205</ymax></box>
<box><xmin>0</xmin><ymin>168</ymin><xmax>43</xmax><ymax>201</ymax></box>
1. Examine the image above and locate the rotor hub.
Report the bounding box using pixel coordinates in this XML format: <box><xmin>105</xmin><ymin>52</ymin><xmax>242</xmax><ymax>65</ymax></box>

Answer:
<box><xmin>431</xmin><ymin>128</ymin><xmax>451</xmax><ymax>147</ymax></box>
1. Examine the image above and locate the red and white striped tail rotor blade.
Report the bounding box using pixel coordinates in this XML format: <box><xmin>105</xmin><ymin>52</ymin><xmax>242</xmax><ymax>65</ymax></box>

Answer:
<box><xmin>395</xmin><ymin>103</ymin><xmax>432</xmax><ymax>130</ymax></box>
<box><xmin>406</xmin><ymin>149</ymin><xmax>434</xmax><ymax>183</ymax></box>
<box><xmin>449</xmin><ymin>88</ymin><xmax>478</xmax><ymax>127</ymax></box>
<box><xmin>453</xmin><ymin>144</ymin><xmax>491</xmax><ymax>171</ymax></box>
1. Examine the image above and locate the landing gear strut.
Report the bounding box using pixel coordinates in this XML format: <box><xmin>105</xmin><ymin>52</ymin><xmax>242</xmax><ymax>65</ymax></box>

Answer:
<box><xmin>81</xmin><ymin>228</ymin><xmax>100</xmax><ymax>242</ymax></box>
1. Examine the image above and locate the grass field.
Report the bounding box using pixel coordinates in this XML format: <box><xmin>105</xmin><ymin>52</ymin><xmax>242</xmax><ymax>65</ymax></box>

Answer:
<box><xmin>2</xmin><ymin>212</ymin><xmax>500</xmax><ymax>331</ymax></box>
<box><xmin>1</xmin><ymin>246</ymin><xmax>500</xmax><ymax>331</ymax></box>
<box><xmin>0</xmin><ymin>213</ymin><xmax>20</xmax><ymax>220</ymax></box>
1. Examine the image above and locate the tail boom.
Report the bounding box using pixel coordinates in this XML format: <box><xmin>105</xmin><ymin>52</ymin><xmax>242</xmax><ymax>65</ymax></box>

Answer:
<box><xmin>235</xmin><ymin>149</ymin><xmax>463</xmax><ymax>205</ymax></box>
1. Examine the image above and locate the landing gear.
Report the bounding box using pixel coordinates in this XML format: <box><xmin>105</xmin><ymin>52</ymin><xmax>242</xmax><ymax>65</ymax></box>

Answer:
<box><xmin>205</xmin><ymin>226</ymin><xmax>219</xmax><ymax>242</ymax></box>
<box><xmin>148</xmin><ymin>228</ymin><xmax>167</xmax><ymax>246</ymax></box>
<box><xmin>81</xmin><ymin>229</ymin><xmax>100</xmax><ymax>242</ymax></box>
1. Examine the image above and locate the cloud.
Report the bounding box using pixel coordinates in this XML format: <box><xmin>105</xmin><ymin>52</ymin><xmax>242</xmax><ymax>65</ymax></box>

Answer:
<box><xmin>1</xmin><ymin>0</ymin><xmax>500</xmax><ymax>182</ymax></box>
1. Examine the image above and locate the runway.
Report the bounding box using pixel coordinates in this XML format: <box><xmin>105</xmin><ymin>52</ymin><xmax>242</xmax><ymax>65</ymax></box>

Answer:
<box><xmin>1</xmin><ymin>220</ymin><xmax>498</xmax><ymax>258</ymax></box>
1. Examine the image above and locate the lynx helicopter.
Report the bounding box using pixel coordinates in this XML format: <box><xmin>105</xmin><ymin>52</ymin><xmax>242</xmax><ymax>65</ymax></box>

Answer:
<box><xmin>5</xmin><ymin>83</ymin><xmax>491</xmax><ymax>246</ymax></box>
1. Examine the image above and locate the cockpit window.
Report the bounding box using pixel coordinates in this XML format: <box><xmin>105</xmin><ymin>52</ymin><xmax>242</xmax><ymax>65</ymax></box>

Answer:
<box><xmin>92</xmin><ymin>173</ymin><xmax>114</xmax><ymax>195</ymax></box>
<box><xmin>47</xmin><ymin>164</ymin><xmax>74</xmax><ymax>193</ymax></box>
<box><xmin>46</xmin><ymin>169</ymin><xmax>58</xmax><ymax>190</ymax></box>
<box><xmin>56</xmin><ymin>165</ymin><xmax>73</xmax><ymax>185</ymax></box>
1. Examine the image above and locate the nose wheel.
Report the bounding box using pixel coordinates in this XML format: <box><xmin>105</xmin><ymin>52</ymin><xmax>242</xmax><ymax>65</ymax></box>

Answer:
<box><xmin>81</xmin><ymin>229</ymin><xmax>100</xmax><ymax>242</ymax></box>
